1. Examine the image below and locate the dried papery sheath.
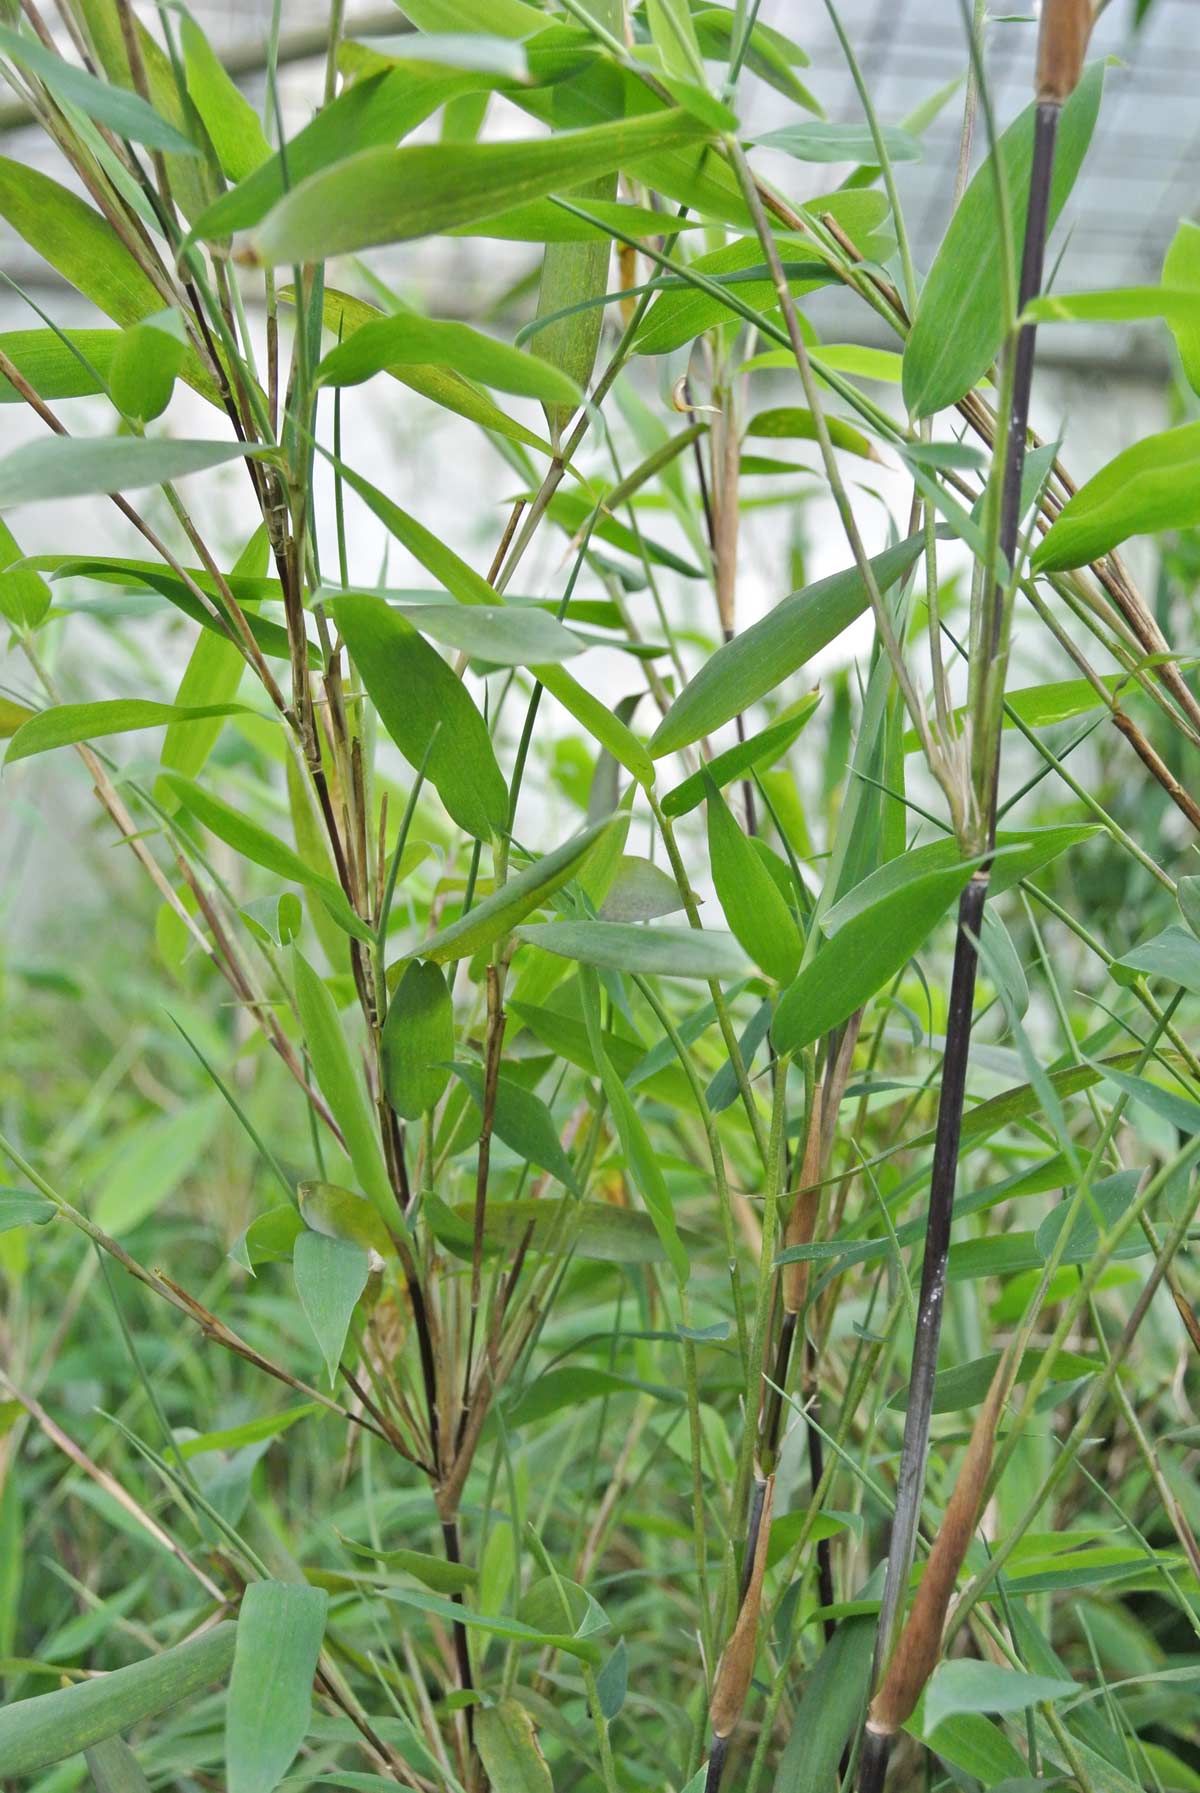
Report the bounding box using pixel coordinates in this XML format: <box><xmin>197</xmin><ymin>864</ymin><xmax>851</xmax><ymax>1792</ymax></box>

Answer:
<box><xmin>1036</xmin><ymin>0</ymin><xmax>1094</xmax><ymax>104</ymax></box>
<box><xmin>868</xmin><ymin>1353</ymin><xmax>1010</xmax><ymax>1737</ymax></box>
<box><xmin>709</xmin><ymin>1475</ymin><xmax>776</xmax><ymax>1739</ymax></box>
<box><xmin>782</xmin><ymin>1087</ymin><xmax>824</xmax><ymax>1315</ymax></box>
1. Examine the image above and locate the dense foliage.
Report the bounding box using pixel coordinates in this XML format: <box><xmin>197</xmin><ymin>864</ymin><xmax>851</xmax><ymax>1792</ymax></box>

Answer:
<box><xmin>2</xmin><ymin>1</ymin><xmax>1200</xmax><ymax>1790</ymax></box>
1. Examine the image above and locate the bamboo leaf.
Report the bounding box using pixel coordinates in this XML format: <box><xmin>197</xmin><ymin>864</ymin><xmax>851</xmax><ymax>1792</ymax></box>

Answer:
<box><xmin>163</xmin><ymin>773</ymin><xmax>372</xmax><ymax>943</ymax></box>
<box><xmin>773</xmin><ymin>861</ymin><xmax>977</xmax><ymax>1054</ymax></box>
<box><xmin>291</xmin><ymin>947</ymin><xmax>395</xmax><ymax>1223</ymax></box>
<box><xmin>0</xmin><ymin>1622</ymin><xmax>236</xmax><ymax>1775</ymax></box>
<box><xmin>109</xmin><ymin>310</ymin><xmax>187</xmax><ymax>424</ymax></box>
<box><xmin>160</xmin><ymin>525</ymin><xmax>269</xmax><ymax>787</ymax></box>
<box><xmin>705</xmin><ymin>773</ymin><xmax>801</xmax><ymax>983</ymax></box>
<box><xmin>0</xmin><ymin>327</ymin><xmax>118</xmax><ymax>403</ymax></box>
<box><xmin>923</xmin><ymin>1662</ymin><xmax>1077</xmax><ymax>1738</ymax></box>
<box><xmin>1033</xmin><ymin>422</ymin><xmax>1200</xmax><ymax>572</ymax></box>
<box><xmin>180</xmin><ymin>15</ymin><xmax>271</xmax><ymax>182</ymax></box>
<box><xmin>449</xmin><ymin>1062</ymin><xmax>578</xmax><ymax>1191</ymax></box>
<box><xmin>324</xmin><ymin>592</ymin><xmax>583</xmax><ymax>666</ymax></box>
<box><xmin>413</xmin><ymin>818</ymin><xmax>614</xmax><ymax>965</ymax></box>
<box><xmin>651</xmin><ymin>535</ymin><xmax>924</xmax><ymax>756</ymax></box>
<box><xmin>251</xmin><ymin>111</ymin><xmax>710</xmax><ymax>262</ymax></box>
<box><xmin>381</xmin><ymin>961</ymin><xmax>454</xmax><ymax>1121</ymax></box>
<box><xmin>0</xmin><ymin>1190</ymin><xmax>55</xmax><ymax>1232</ymax></box>
<box><xmin>1163</xmin><ymin>218</ymin><xmax>1200</xmax><ymax>396</ymax></box>
<box><xmin>1112</xmin><ymin>923</ymin><xmax>1200</xmax><ymax>998</ymax></box>
<box><xmin>753</xmin><ymin>120</ymin><xmax>921</xmax><ymax>163</ymax></box>
<box><xmin>293</xmin><ymin>1232</ymin><xmax>371</xmax><ymax>1387</ymax></box>
<box><xmin>475</xmin><ymin>1699</ymin><xmax>553</xmax><ymax>1793</ymax></box>
<box><xmin>432</xmin><ymin>1195</ymin><xmax>696</xmax><ymax>1265</ymax></box>
<box><xmin>746</xmin><ymin>407</ymin><xmax>879</xmax><ymax>462</ymax></box>
<box><xmin>330</xmin><ymin>593</ymin><xmax>509</xmax><ymax>840</ymax></box>
<box><xmin>773</xmin><ymin>1617</ymin><xmax>874</xmax><ymax>1792</ymax></box>
<box><xmin>0</xmin><ymin>436</ymin><xmax>263</xmax><ymax>507</ymax></box>
<box><xmin>0</xmin><ymin>23</ymin><xmax>197</xmax><ymax>154</ymax></box>
<box><xmin>5</xmin><ymin>699</ymin><xmax>252</xmax><ymax>766</ymax></box>
<box><xmin>318</xmin><ymin>312</ymin><xmax>580</xmax><ymax>405</ymax></box>
<box><xmin>662</xmin><ymin>693</ymin><xmax>820</xmax><ymax>817</ymax></box>
<box><xmin>516</xmin><ymin>919</ymin><xmax>750</xmax><ymax>981</ymax></box>
<box><xmin>226</xmin><ymin>1582</ymin><xmax>328</xmax><ymax>1793</ymax></box>
<box><xmin>598</xmin><ymin>855</ymin><xmax>688</xmax><ymax>923</ymax></box>
<box><xmin>903</xmin><ymin>62</ymin><xmax>1104</xmax><ymax>417</ymax></box>
<box><xmin>84</xmin><ymin>1734</ymin><xmax>152</xmax><ymax>1793</ymax></box>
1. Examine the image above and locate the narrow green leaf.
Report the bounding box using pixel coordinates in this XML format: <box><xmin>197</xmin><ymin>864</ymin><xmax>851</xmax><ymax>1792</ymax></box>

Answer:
<box><xmin>414</xmin><ymin>818</ymin><xmax>613</xmax><ymax>965</ymax></box>
<box><xmin>293</xmin><ymin>1231</ymin><xmax>371</xmax><ymax>1387</ymax></box>
<box><xmin>180</xmin><ymin>15</ymin><xmax>271</xmax><ymax>182</ymax></box>
<box><xmin>381</xmin><ymin>1584</ymin><xmax>601</xmax><ymax>1663</ymax></box>
<box><xmin>661</xmin><ymin>692</ymin><xmax>820</xmax><ymax>817</ymax></box>
<box><xmin>0</xmin><ymin>23</ymin><xmax>197</xmax><ymax>154</ymax></box>
<box><xmin>292</xmin><ymin>948</ymin><xmax>395</xmax><ymax>1223</ymax></box>
<box><xmin>6</xmin><ymin>699</ymin><xmax>251</xmax><ymax>766</ymax></box>
<box><xmin>449</xmin><ymin>1062</ymin><xmax>577</xmax><ymax>1190</ymax></box>
<box><xmin>705</xmin><ymin>773</ymin><xmax>801</xmax><ymax>982</ymax></box>
<box><xmin>1112</xmin><ymin>923</ymin><xmax>1200</xmax><ymax>998</ymax></box>
<box><xmin>160</xmin><ymin>525</ymin><xmax>268</xmax><ymax>788</ymax></box>
<box><xmin>598</xmin><ymin>855</ymin><xmax>687</xmax><ymax>923</ymax></box>
<box><xmin>1034</xmin><ymin>421</ymin><xmax>1200</xmax><ymax>572</ymax></box>
<box><xmin>580</xmin><ymin>965</ymin><xmax>688</xmax><ymax>1285</ymax></box>
<box><xmin>177</xmin><ymin>1406</ymin><xmax>319</xmax><ymax>1461</ymax></box>
<box><xmin>746</xmin><ymin>406</ymin><xmax>879</xmax><ymax>461</ymax></box>
<box><xmin>0</xmin><ymin>1190</ymin><xmax>55</xmax><ymax>1232</ymax></box>
<box><xmin>318</xmin><ymin>311</ymin><xmax>580</xmax><ymax>405</ymax></box>
<box><xmin>536</xmin><ymin>663</ymin><xmax>655</xmax><ymax>785</ymax></box>
<box><xmin>773</xmin><ymin>861</ymin><xmax>977</xmax><ymax>1054</ymax></box>
<box><xmin>516</xmin><ymin>919</ymin><xmax>750</xmax><ymax>981</ymax></box>
<box><xmin>753</xmin><ymin>120</ymin><xmax>921</xmax><ymax>163</ymax></box>
<box><xmin>328</xmin><ymin>593</ymin><xmax>582</xmax><ymax>666</ymax></box>
<box><xmin>0</xmin><ymin>159</ymin><xmax>161</xmax><ymax>328</ymax></box>
<box><xmin>109</xmin><ymin>310</ymin><xmax>187</xmax><ymax>424</ymax></box>
<box><xmin>0</xmin><ymin>328</ymin><xmax>118</xmax><ymax>403</ymax></box>
<box><xmin>331</xmin><ymin>593</ymin><xmax>509</xmax><ymax>840</ymax></box>
<box><xmin>251</xmin><ymin>111</ymin><xmax>709</xmax><ymax>262</ymax></box>
<box><xmin>226</xmin><ymin>1582</ymin><xmax>328</xmax><ymax>1793</ymax></box>
<box><xmin>299</xmin><ymin>1181</ymin><xmax>393</xmax><ymax>1255</ymax></box>
<box><xmin>923</xmin><ymin>1663</ymin><xmax>1077</xmax><ymax>1738</ymax></box>
<box><xmin>903</xmin><ymin>62</ymin><xmax>1103</xmax><ymax>417</ymax></box>
<box><xmin>84</xmin><ymin>1733</ymin><xmax>152</xmax><ymax>1793</ymax></box>
<box><xmin>891</xmin><ymin>1347</ymin><xmax>1100</xmax><ymax>1415</ymax></box>
<box><xmin>93</xmin><ymin>1100</ymin><xmax>220</xmax><ymax>1234</ymax></box>
<box><xmin>1163</xmin><ymin>219</ymin><xmax>1200</xmax><ymax>396</ymax></box>
<box><xmin>434</xmin><ymin>1195</ymin><xmax>692</xmax><ymax>1265</ymax></box>
<box><xmin>0</xmin><ymin>1622</ymin><xmax>236</xmax><ymax>1775</ymax></box>
<box><xmin>382</xmin><ymin>961</ymin><xmax>454</xmax><ymax>1121</ymax></box>
<box><xmin>0</xmin><ymin>436</ymin><xmax>262</xmax><ymax>507</ymax></box>
<box><xmin>650</xmin><ymin>535</ymin><xmax>923</xmax><ymax>756</ymax></box>
<box><xmin>163</xmin><ymin>772</ymin><xmax>372</xmax><ymax>943</ymax></box>
<box><xmin>772</xmin><ymin>1617</ymin><xmax>874</xmax><ymax>1792</ymax></box>
<box><xmin>475</xmin><ymin>1699</ymin><xmax>553</xmax><ymax>1793</ymax></box>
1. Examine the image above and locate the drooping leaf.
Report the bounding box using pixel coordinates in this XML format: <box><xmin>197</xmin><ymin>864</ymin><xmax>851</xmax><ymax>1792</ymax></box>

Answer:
<box><xmin>163</xmin><ymin>773</ymin><xmax>371</xmax><ymax>943</ymax></box>
<box><xmin>0</xmin><ymin>159</ymin><xmax>162</xmax><ymax>328</ymax></box>
<box><xmin>0</xmin><ymin>23</ymin><xmax>197</xmax><ymax>154</ymax></box>
<box><xmin>0</xmin><ymin>1622</ymin><xmax>236</xmax><ymax>1775</ymax></box>
<box><xmin>0</xmin><ymin>436</ymin><xmax>262</xmax><ymax>507</ymax></box>
<box><xmin>773</xmin><ymin>861</ymin><xmax>977</xmax><ymax>1054</ymax></box>
<box><xmin>705</xmin><ymin>774</ymin><xmax>801</xmax><ymax>983</ymax></box>
<box><xmin>516</xmin><ymin>919</ymin><xmax>750</xmax><ymax>981</ymax></box>
<box><xmin>449</xmin><ymin>1062</ymin><xmax>577</xmax><ymax>1190</ymax></box>
<box><xmin>1034</xmin><ymin>422</ymin><xmax>1200</xmax><ymax>572</ymax></box>
<box><xmin>1163</xmin><ymin>218</ymin><xmax>1200</xmax><ymax>396</ymax></box>
<box><xmin>650</xmin><ymin>535</ymin><xmax>923</xmax><ymax>756</ymax></box>
<box><xmin>225</xmin><ymin>1582</ymin><xmax>328</xmax><ymax>1793</ymax></box>
<box><xmin>382</xmin><ymin>960</ymin><xmax>454</xmax><ymax>1121</ymax></box>
<box><xmin>331</xmin><ymin>595</ymin><xmax>508</xmax><ymax>843</ymax></box>
<box><xmin>180</xmin><ymin>15</ymin><xmax>272</xmax><ymax>182</ymax></box>
<box><xmin>5</xmin><ymin>699</ymin><xmax>252</xmax><ymax>766</ymax></box>
<box><xmin>108</xmin><ymin>310</ymin><xmax>187</xmax><ymax>424</ymax></box>
<box><xmin>251</xmin><ymin>110</ymin><xmax>709</xmax><ymax>262</ymax></box>
<box><xmin>293</xmin><ymin>1231</ymin><xmax>372</xmax><ymax>1387</ymax></box>
<box><xmin>292</xmin><ymin>948</ymin><xmax>395</xmax><ymax>1224</ymax></box>
<box><xmin>413</xmin><ymin>818</ymin><xmax>613</xmax><ymax>965</ymax></box>
<box><xmin>903</xmin><ymin>62</ymin><xmax>1104</xmax><ymax>417</ymax></box>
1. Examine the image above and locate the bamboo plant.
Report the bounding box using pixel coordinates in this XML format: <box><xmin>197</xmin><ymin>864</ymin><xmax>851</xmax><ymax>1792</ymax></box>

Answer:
<box><xmin>1</xmin><ymin>0</ymin><xmax>1199</xmax><ymax>1790</ymax></box>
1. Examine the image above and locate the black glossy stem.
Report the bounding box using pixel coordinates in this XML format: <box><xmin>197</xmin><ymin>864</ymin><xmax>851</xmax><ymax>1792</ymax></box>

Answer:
<box><xmin>860</xmin><ymin>98</ymin><xmax>1062</xmax><ymax>1767</ymax></box>
<box><xmin>703</xmin><ymin>1733</ymin><xmax>730</xmax><ymax>1793</ymax></box>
